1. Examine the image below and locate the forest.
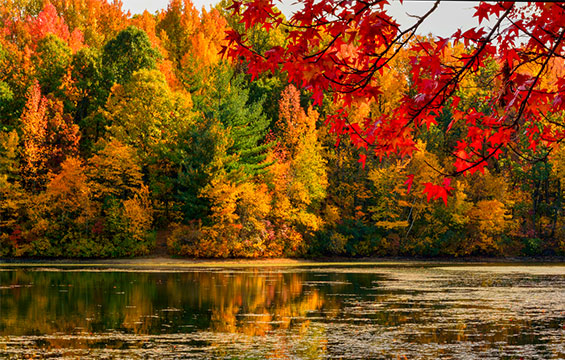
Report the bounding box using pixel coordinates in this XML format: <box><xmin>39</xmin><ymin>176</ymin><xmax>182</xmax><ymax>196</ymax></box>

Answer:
<box><xmin>0</xmin><ymin>0</ymin><xmax>564</xmax><ymax>258</ymax></box>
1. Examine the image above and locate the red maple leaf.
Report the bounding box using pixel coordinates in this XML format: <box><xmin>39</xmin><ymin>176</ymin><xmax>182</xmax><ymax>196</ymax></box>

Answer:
<box><xmin>405</xmin><ymin>174</ymin><xmax>415</xmax><ymax>194</ymax></box>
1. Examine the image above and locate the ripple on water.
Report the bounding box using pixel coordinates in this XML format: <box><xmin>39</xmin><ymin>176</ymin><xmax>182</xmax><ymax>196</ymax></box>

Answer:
<box><xmin>0</xmin><ymin>265</ymin><xmax>563</xmax><ymax>359</ymax></box>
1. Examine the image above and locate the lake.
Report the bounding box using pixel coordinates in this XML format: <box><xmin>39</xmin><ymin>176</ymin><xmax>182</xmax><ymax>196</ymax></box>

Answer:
<box><xmin>0</xmin><ymin>263</ymin><xmax>564</xmax><ymax>359</ymax></box>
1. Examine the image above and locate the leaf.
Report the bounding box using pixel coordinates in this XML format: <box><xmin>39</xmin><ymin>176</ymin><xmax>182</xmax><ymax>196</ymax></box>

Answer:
<box><xmin>358</xmin><ymin>153</ymin><xmax>367</xmax><ymax>169</ymax></box>
<box><xmin>422</xmin><ymin>178</ymin><xmax>453</xmax><ymax>206</ymax></box>
<box><xmin>405</xmin><ymin>174</ymin><xmax>415</xmax><ymax>194</ymax></box>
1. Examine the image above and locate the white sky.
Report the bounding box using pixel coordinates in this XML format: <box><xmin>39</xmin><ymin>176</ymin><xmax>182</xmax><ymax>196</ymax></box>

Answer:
<box><xmin>121</xmin><ymin>0</ymin><xmax>484</xmax><ymax>38</ymax></box>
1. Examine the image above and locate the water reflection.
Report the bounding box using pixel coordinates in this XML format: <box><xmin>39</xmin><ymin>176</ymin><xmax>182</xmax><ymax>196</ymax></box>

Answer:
<box><xmin>0</xmin><ymin>266</ymin><xmax>563</xmax><ymax>359</ymax></box>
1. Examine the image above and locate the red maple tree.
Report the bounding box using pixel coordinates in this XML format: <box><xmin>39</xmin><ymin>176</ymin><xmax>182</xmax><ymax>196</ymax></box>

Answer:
<box><xmin>223</xmin><ymin>1</ymin><xmax>565</xmax><ymax>204</ymax></box>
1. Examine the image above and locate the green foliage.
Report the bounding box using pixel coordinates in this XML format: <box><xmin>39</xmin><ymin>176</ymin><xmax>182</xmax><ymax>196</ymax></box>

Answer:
<box><xmin>201</xmin><ymin>66</ymin><xmax>272</xmax><ymax>178</ymax></box>
<box><xmin>71</xmin><ymin>47</ymin><xmax>107</xmax><ymax>151</ymax></box>
<box><xmin>32</xmin><ymin>34</ymin><xmax>72</xmax><ymax>96</ymax></box>
<box><xmin>0</xmin><ymin>81</ymin><xmax>14</xmax><ymax>118</ymax></box>
<box><xmin>175</xmin><ymin>117</ymin><xmax>236</xmax><ymax>223</ymax></box>
<box><xmin>102</xmin><ymin>26</ymin><xmax>161</xmax><ymax>85</ymax></box>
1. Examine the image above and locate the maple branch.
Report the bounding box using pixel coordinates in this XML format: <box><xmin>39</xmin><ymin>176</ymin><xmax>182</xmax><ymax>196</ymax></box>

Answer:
<box><xmin>370</xmin><ymin>6</ymin><xmax>515</xmax><ymax>174</ymax></box>
<box><xmin>507</xmin><ymin>143</ymin><xmax>551</xmax><ymax>164</ymax></box>
<box><xmin>408</xmin><ymin>5</ymin><xmax>514</xmax><ymax>125</ymax></box>
<box><xmin>305</xmin><ymin>34</ymin><xmax>343</xmax><ymax>62</ymax></box>
<box><xmin>507</xmin><ymin>52</ymin><xmax>547</xmax><ymax>76</ymax></box>
<box><xmin>423</xmin><ymin>159</ymin><xmax>450</xmax><ymax>177</ymax></box>
<box><xmin>298</xmin><ymin>2</ymin><xmax>393</xmax><ymax>69</ymax></box>
<box><xmin>450</xmin><ymin>143</ymin><xmax>504</xmax><ymax>177</ymax></box>
<box><xmin>507</xmin><ymin>18</ymin><xmax>554</xmax><ymax>55</ymax></box>
<box><xmin>364</xmin><ymin>0</ymin><xmax>440</xmax><ymax>73</ymax></box>
<box><xmin>314</xmin><ymin>1</ymin><xmax>440</xmax><ymax>92</ymax></box>
<box><xmin>509</xmin><ymin>27</ymin><xmax>565</xmax><ymax>129</ymax></box>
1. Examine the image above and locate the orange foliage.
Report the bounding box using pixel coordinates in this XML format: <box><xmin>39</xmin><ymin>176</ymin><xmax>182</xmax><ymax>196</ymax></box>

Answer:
<box><xmin>49</xmin><ymin>0</ymin><xmax>128</xmax><ymax>47</ymax></box>
<box><xmin>87</xmin><ymin>140</ymin><xmax>144</xmax><ymax>201</ymax></box>
<box><xmin>19</xmin><ymin>81</ymin><xmax>80</xmax><ymax>189</ymax></box>
<box><xmin>27</xmin><ymin>2</ymin><xmax>84</xmax><ymax>51</ymax></box>
<box><xmin>183</xmin><ymin>8</ymin><xmax>227</xmax><ymax>71</ymax></box>
<box><xmin>20</xmin><ymin>81</ymin><xmax>48</xmax><ymax>185</ymax></box>
<box><xmin>41</xmin><ymin>157</ymin><xmax>94</xmax><ymax>223</ymax></box>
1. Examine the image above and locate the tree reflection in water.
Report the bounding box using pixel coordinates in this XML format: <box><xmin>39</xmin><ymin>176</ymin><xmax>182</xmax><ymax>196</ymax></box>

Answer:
<box><xmin>0</xmin><ymin>266</ymin><xmax>563</xmax><ymax>359</ymax></box>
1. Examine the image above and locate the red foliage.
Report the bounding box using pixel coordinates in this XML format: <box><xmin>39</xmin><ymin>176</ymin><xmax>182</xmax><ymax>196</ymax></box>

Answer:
<box><xmin>28</xmin><ymin>3</ymin><xmax>71</xmax><ymax>42</ymax></box>
<box><xmin>422</xmin><ymin>178</ymin><xmax>453</xmax><ymax>207</ymax></box>
<box><xmin>225</xmin><ymin>1</ymin><xmax>565</xmax><ymax>205</ymax></box>
<box><xmin>6</xmin><ymin>1</ymin><xmax>84</xmax><ymax>51</ymax></box>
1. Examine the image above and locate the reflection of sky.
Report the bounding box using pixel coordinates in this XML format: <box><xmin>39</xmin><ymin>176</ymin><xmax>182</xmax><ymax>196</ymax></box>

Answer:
<box><xmin>122</xmin><ymin>0</ymin><xmax>489</xmax><ymax>38</ymax></box>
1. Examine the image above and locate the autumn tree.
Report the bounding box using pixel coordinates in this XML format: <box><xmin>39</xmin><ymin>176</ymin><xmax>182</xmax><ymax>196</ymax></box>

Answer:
<box><xmin>87</xmin><ymin>140</ymin><xmax>154</xmax><ymax>257</ymax></box>
<box><xmin>264</xmin><ymin>84</ymin><xmax>327</xmax><ymax>255</ymax></box>
<box><xmin>0</xmin><ymin>130</ymin><xmax>27</xmax><ymax>256</ymax></box>
<box><xmin>87</xmin><ymin>139</ymin><xmax>145</xmax><ymax>201</ymax></box>
<box><xmin>102</xmin><ymin>26</ymin><xmax>161</xmax><ymax>85</ymax></box>
<box><xmin>19</xmin><ymin>82</ymin><xmax>49</xmax><ymax>189</ymax></box>
<box><xmin>0</xmin><ymin>33</ymin><xmax>35</xmax><ymax>125</ymax></box>
<box><xmin>276</xmin><ymin>85</ymin><xmax>327</xmax><ymax>209</ymax></box>
<box><xmin>49</xmin><ymin>0</ymin><xmax>129</xmax><ymax>48</ymax></box>
<box><xmin>32</xmin><ymin>34</ymin><xmax>72</xmax><ymax>96</ymax></box>
<box><xmin>104</xmin><ymin>68</ymin><xmax>195</xmax><ymax>222</ymax></box>
<box><xmin>156</xmin><ymin>0</ymin><xmax>200</xmax><ymax>67</ymax></box>
<box><xmin>178</xmin><ymin>7</ymin><xmax>228</xmax><ymax>91</ymax></box>
<box><xmin>27</xmin><ymin>156</ymin><xmax>95</xmax><ymax>257</ymax></box>
<box><xmin>19</xmin><ymin>82</ymin><xmax>80</xmax><ymax>191</ymax></box>
<box><xmin>104</xmin><ymin>69</ymin><xmax>194</xmax><ymax>159</ymax></box>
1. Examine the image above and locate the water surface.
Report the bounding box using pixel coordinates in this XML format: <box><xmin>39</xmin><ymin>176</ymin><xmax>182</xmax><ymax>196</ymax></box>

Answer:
<box><xmin>0</xmin><ymin>264</ymin><xmax>563</xmax><ymax>359</ymax></box>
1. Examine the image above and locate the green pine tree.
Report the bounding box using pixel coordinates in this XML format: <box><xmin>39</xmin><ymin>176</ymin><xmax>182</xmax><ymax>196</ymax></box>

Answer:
<box><xmin>200</xmin><ymin>65</ymin><xmax>273</xmax><ymax>179</ymax></box>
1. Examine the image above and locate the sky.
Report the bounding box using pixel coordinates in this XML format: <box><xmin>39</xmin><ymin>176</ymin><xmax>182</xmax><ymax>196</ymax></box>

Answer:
<box><xmin>121</xmin><ymin>0</ymin><xmax>484</xmax><ymax>38</ymax></box>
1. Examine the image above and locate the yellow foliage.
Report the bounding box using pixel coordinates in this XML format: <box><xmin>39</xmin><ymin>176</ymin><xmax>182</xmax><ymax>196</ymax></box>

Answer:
<box><xmin>167</xmin><ymin>222</ymin><xmax>231</xmax><ymax>258</ymax></box>
<box><xmin>87</xmin><ymin>140</ymin><xmax>144</xmax><ymax>200</ymax></box>
<box><xmin>105</xmin><ymin>69</ymin><xmax>195</xmax><ymax>159</ymax></box>
<box><xmin>293</xmin><ymin>210</ymin><xmax>323</xmax><ymax>232</ymax></box>
<box><xmin>323</xmin><ymin>204</ymin><xmax>341</xmax><ymax>226</ymax></box>
<box><xmin>464</xmin><ymin>199</ymin><xmax>512</xmax><ymax>255</ymax></box>
<box><xmin>270</xmin><ymin>85</ymin><xmax>328</xmax><ymax>235</ymax></box>
<box><xmin>205</xmin><ymin>176</ymin><xmax>240</xmax><ymax>225</ymax></box>
<box><xmin>370</xmin><ymin>44</ymin><xmax>411</xmax><ymax>117</ymax></box>
<box><xmin>237</xmin><ymin>182</ymin><xmax>271</xmax><ymax>232</ymax></box>
<box><xmin>122</xmin><ymin>185</ymin><xmax>153</xmax><ymax>245</ymax></box>
<box><xmin>0</xmin><ymin>130</ymin><xmax>26</xmax><ymax>233</ymax></box>
<box><xmin>551</xmin><ymin>145</ymin><xmax>565</xmax><ymax>182</ymax></box>
<box><xmin>466</xmin><ymin>168</ymin><xmax>510</xmax><ymax>203</ymax></box>
<box><xmin>40</xmin><ymin>156</ymin><xmax>95</xmax><ymax>224</ymax></box>
<box><xmin>368</xmin><ymin>160</ymin><xmax>410</xmax><ymax>230</ymax></box>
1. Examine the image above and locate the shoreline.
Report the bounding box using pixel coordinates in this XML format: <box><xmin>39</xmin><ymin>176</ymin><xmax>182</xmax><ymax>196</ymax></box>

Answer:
<box><xmin>1</xmin><ymin>256</ymin><xmax>565</xmax><ymax>268</ymax></box>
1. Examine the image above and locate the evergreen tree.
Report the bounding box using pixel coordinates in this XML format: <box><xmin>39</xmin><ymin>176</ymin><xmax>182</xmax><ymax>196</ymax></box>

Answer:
<box><xmin>201</xmin><ymin>66</ymin><xmax>272</xmax><ymax>179</ymax></box>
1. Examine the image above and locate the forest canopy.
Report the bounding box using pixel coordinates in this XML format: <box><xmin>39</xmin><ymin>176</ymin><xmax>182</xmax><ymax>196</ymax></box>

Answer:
<box><xmin>0</xmin><ymin>0</ymin><xmax>564</xmax><ymax>258</ymax></box>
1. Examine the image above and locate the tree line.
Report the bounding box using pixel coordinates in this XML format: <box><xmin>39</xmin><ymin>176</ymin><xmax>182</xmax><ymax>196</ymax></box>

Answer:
<box><xmin>0</xmin><ymin>0</ymin><xmax>563</xmax><ymax>258</ymax></box>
